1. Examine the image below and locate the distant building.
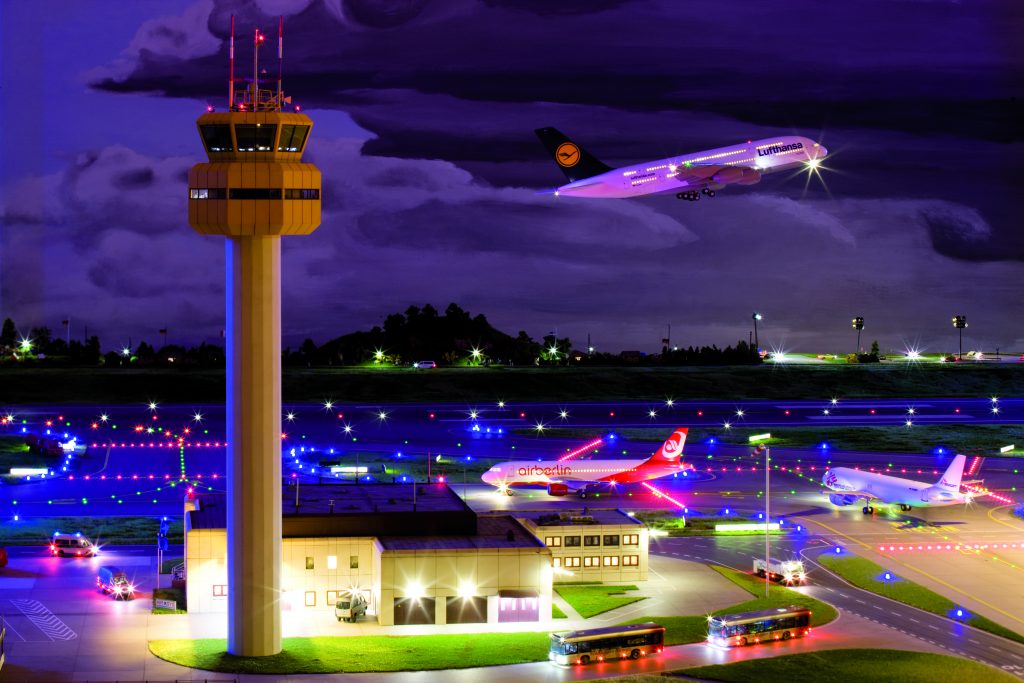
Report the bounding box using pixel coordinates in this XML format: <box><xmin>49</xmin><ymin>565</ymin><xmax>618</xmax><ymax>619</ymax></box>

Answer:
<box><xmin>184</xmin><ymin>484</ymin><xmax>553</xmax><ymax>626</ymax></box>
<box><xmin>518</xmin><ymin>510</ymin><xmax>649</xmax><ymax>582</ymax></box>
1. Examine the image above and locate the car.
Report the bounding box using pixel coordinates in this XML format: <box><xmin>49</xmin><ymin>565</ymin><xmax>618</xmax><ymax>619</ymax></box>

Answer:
<box><xmin>96</xmin><ymin>566</ymin><xmax>134</xmax><ymax>600</ymax></box>
<box><xmin>50</xmin><ymin>532</ymin><xmax>98</xmax><ymax>557</ymax></box>
<box><xmin>412</xmin><ymin>360</ymin><xmax>437</xmax><ymax>369</ymax></box>
<box><xmin>335</xmin><ymin>592</ymin><xmax>368</xmax><ymax>622</ymax></box>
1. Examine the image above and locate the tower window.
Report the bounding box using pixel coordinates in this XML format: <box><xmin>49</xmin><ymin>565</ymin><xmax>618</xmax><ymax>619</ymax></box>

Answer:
<box><xmin>235</xmin><ymin>124</ymin><xmax>277</xmax><ymax>152</ymax></box>
<box><xmin>284</xmin><ymin>189</ymin><xmax>320</xmax><ymax>200</ymax></box>
<box><xmin>229</xmin><ymin>188</ymin><xmax>283</xmax><ymax>200</ymax></box>
<box><xmin>278</xmin><ymin>125</ymin><xmax>309</xmax><ymax>152</ymax></box>
<box><xmin>200</xmin><ymin>125</ymin><xmax>234</xmax><ymax>152</ymax></box>
<box><xmin>189</xmin><ymin>188</ymin><xmax>227</xmax><ymax>199</ymax></box>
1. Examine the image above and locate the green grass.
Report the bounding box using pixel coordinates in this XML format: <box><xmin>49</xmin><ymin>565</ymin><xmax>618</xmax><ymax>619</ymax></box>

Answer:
<box><xmin>818</xmin><ymin>554</ymin><xmax>1024</xmax><ymax>644</ymax></box>
<box><xmin>534</xmin><ymin>424</ymin><xmax>1024</xmax><ymax>456</ymax></box>
<box><xmin>678</xmin><ymin>649</ymin><xmax>1018</xmax><ymax>682</ymax></box>
<box><xmin>150</xmin><ymin>633</ymin><xmax>551</xmax><ymax>674</ymax></box>
<box><xmin>552</xmin><ymin>602</ymin><xmax>568</xmax><ymax>619</ymax></box>
<box><xmin>554</xmin><ymin>584</ymin><xmax>645</xmax><ymax>618</ymax></box>
<box><xmin>0</xmin><ymin>516</ymin><xmax>184</xmax><ymax>545</ymax></box>
<box><xmin>0</xmin><ymin>435</ymin><xmax>57</xmax><ymax>473</ymax></box>
<box><xmin>2</xmin><ymin>363</ymin><xmax>1023</xmax><ymax>404</ymax></box>
<box><xmin>633</xmin><ymin>511</ymin><xmax>785</xmax><ymax>537</ymax></box>
<box><xmin>620</xmin><ymin>565</ymin><xmax>837</xmax><ymax>646</ymax></box>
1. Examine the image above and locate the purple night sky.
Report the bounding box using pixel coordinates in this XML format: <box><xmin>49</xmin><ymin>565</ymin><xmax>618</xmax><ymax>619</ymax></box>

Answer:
<box><xmin>1</xmin><ymin>0</ymin><xmax>1022</xmax><ymax>354</ymax></box>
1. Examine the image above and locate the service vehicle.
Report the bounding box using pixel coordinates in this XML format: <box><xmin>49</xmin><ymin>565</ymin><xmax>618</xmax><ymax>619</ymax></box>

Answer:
<box><xmin>549</xmin><ymin>622</ymin><xmax>664</xmax><ymax>666</ymax></box>
<box><xmin>96</xmin><ymin>566</ymin><xmax>135</xmax><ymax>600</ymax></box>
<box><xmin>412</xmin><ymin>360</ymin><xmax>437</xmax><ymax>369</ymax></box>
<box><xmin>753</xmin><ymin>558</ymin><xmax>807</xmax><ymax>584</ymax></box>
<box><xmin>335</xmin><ymin>592</ymin><xmax>368</xmax><ymax>622</ymax></box>
<box><xmin>49</xmin><ymin>532</ymin><xmax>98</xmax><ymax>557</ymax></box>
<box><xmin>707</xmin><ymin>606</ymin><xmax>811</xmax><ymax>647</ymax></box>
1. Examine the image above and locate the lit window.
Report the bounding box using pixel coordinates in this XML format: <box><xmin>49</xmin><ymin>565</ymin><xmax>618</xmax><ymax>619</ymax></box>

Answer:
<box><xmin>327</xmin><ymin>555</ymin><xmax>337</xmax><ymax>570</ymax></box>
<box><xmin>200</xmin><ymin>125</ymin><xmax>234</xmax><ymax>152</ymax></box>
<box><xmin>327</xmin><ymin>590</ymin><xmax>339</xmax><ymax>603</ymax></box>
<box><xmin>304</xmin><ymin>591</ymin><xmax>316</xmax><ymax>607</ymax></box>
<box><xmin>623</xmin><ymin>555</ymin><xmax>640</xmax><ymax>566</ymax></box>
<box><xmin>545</xmin><ymin>536</ymin><xmax>562</xmax><ymax>547</ymax></box>
<box><xmin>553</xmin><ymin>557</ymin><xmax>563</xmax><ymax>568</ymax></box>
<box><xmin>583</xmin><ymin>556</ymin><xmax>600</xmax><ymax>568</ymax></box>
<box><xmin>623</xmin><ymin>534</ymin><xmax>640</xmax><ymax>546</ymax></box>
<box><xmin>565</xmin><ymin>557</ymin><xmax>581</xmax><ymax>568</ymax></box>
<box><xmin>603</xmin><ymin>556</ymin><xmax>620</xmax><ymax>567</ymax></box>
<box><xmin>278</xmin><ymin>124</ymin><xmax>309</xmax><ymax>152</ymax></box>
<box><xmin>305</xmin><ymin>556</ymin><xmax>314</xmax><ymax>570</ymax></box>
<box><xmin>213</xmin><ymin>584</ymin><xmax>227</xmax><ymax>597</ymax></box>
<box><xmin>236</xmin><ymin>124</ymin><xmax>277</xmax><ymax>152</ymax></box>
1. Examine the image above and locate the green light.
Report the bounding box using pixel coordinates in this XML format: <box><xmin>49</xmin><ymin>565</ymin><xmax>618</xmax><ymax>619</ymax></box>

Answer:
<box><xmin>81</xmin><ymin>498</ymin><xmax>88</xmax><ymax>504</ymax></box>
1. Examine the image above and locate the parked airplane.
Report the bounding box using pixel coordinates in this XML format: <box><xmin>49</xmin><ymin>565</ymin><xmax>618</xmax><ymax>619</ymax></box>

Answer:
<box><xmin>481</xmin><ymin>427</ymin><xmax>691</xmax><ymax>498</ymax></box>
<box><xmin>822</xmin><ymin>455</ymin><xmax>970</xmax><ymax>514</ymax></box>
<box><xmin>535</xmin><ymin>127</ymin><xmax>826</xmax><ymax>201</ymax></box>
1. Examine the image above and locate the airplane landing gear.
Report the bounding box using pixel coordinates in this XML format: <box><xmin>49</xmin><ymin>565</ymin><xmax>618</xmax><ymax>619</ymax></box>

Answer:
<box><xmin>898</xmin><ymin>504</ymin><xmax>910</xmax><ymax>512</ymax></box>
<box><xmin>675</xmin><ymin>191</ymin><xmax>700</xmax><ymax>201</ymax></box>
<box><xmin>862</xmin><ymin>505</ymin><xmax>875</xmax><ymax>514</ymax></box>
<box><xmin>700</xmin><ymin>188</ymin><xmax>716</xmax><ymax>197</ymax></box>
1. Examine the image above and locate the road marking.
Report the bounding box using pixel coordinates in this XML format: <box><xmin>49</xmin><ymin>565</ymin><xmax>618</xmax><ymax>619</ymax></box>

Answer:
<box><xmin>910</xmin><ymin>618</ymin><xmax>920</xmax><ymax>623</ymax></box>
<box><xmin>928</xmin><ymin>624</ymin><xmax>939</xmax><ymax>630</ymax></box>
<box><xmin>9</xmin><ymin>599</ymin><xmax>76</xmax><ymax>641</ymax></box>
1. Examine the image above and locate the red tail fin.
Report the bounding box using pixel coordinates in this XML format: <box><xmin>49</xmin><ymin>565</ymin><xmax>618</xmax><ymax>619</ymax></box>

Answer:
<box><xmin>647</xmin><ymin>428</ymin><xmax>688</xmax><ymax>464</ymax></box>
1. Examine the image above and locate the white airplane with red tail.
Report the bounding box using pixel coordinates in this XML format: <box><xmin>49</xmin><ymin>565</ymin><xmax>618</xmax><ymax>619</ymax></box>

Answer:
<box><xmin>481</xmin><ymin>428</ymin><xmax>691</xmax><ymax>499</ymax></box>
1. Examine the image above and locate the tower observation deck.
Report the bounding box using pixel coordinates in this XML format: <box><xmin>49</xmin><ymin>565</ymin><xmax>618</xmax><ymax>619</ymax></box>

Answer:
<box><xmin>187</xmin><ymin>17</ymin><xmax>322</xmax><ymax>657</ymax></box>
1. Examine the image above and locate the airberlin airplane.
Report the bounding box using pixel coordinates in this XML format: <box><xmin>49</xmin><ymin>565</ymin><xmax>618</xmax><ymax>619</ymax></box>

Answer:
<box><xmin>535</xmin><ymin>127</ymin><xmax>827</xmax><ymax>201</ymax></box>
<box><xmin>481</xmin><ymin>427</ymin><xmax>691</xmax><ymax>499</ymax></box>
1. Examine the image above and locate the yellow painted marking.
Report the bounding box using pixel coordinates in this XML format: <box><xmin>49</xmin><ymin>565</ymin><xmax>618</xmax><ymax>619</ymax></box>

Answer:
<box><xmin>802</xmin><ymin>516</ymin><xmax>1024</xmax><ymax>628</ymax></box>
<box><xmin>988</xmin><ymin>504</ymin><xmax>1024</xmax><ymax>532</ymax></box>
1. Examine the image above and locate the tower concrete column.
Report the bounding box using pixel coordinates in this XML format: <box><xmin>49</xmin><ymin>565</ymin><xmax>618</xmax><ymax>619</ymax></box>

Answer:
<box><xmin>226</xmin><ymin>235</ymin><xmax>282</xmax><ymax>656</ymax></box>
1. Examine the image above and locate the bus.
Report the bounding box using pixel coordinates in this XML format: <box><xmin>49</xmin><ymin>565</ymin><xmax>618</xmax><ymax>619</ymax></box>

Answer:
<box><xmin>549</xmin><ymin>622</ymin><xmax>665</xmax><ymax>666</ymax></box>
<box><xmin>707</xmin><ymin>606</ymin><xmax>811</xmax><ymax>648</ymax></box>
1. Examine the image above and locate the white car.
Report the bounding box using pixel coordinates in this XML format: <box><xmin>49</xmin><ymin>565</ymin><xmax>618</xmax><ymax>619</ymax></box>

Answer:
<box><xmin>413</xmin><ymin>360</ymin><xmax>437</xmax><ymax>369</ymax></box>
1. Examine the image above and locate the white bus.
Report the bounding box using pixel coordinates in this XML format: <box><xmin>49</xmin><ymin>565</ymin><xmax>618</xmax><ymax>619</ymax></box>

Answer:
<box><xmin>549</xmin><ymin>622</ymin><xmax>665</xmax><ymax>666</ymax></box>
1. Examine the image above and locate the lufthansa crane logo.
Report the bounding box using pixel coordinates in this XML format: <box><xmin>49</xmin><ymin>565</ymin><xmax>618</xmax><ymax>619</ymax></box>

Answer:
<box><xmin>556</xmin><ymin>142</ymin><xmax>580</xmax><ymax>168</ymax></box>
<box><xmin>661</xmin><ymin>433</ymin><xmax>683</xmax><ymax>459</ymax></box>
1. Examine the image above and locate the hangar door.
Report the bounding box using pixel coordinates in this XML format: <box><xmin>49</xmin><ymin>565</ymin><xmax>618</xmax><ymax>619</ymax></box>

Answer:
<box><xmin>498</xmin><ymin>590</ymin><xmax>539</xmax><ymax>623</ymax></box>
<box><xmin>446</xmin><ymin>596</ymin><xmax>487</xmax><ymax>624</ymax></box>
<box><xmin>394</xmin><ymin>598</ymin><xmax>435</xmax><ymax>625</ymax></box>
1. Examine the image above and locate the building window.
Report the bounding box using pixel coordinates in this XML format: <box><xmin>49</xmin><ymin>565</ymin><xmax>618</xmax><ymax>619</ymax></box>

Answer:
<box><xmin>284</xmin><ymin>188</ymin><xmax>320</xmax><ymax>199</ymax></box>
<box><xmin>305</xmin><ymin>556</ymin><xmax>314</xmax><ymax>570</ymax></box>
<box><xmin>553</xmin><ymin>557</ymin><xmax>563</xmax><ymax>568</ymax></box>
<box><xmin>200</xmin><ymin>124</ymin><xmax>234</xmax><ymax>152</ymax></box>
<box><xmin>229</xmin><ymin>188</ymin><xmax>283</xmax><ymax>200</ymax></box>
<box><xmin>564</xmin><ymin>535</ymin><xmax>581</xmax><ymax>547</ymax></box>
<box><xmin>583</xmin><ymin>556</ymin><xmax>600</xmax><ymax>568</ymax></box>
<box><xmin>623</xmin><ymin>534</ymin><xmax>640</xmax><ymax>545</ymax></box>
<box><xmin>327</xmin><ymin>590</ymin><xmax>339</xmax><ymax>604</ymax></box>
<box><xmin>603</xmin><ymin>535</ymin><xmax>620</xmax><ymax>547</ymax></box>
<box><xmin>189</xmin><ymin>188</ymin><xmax>226</xmax><ymax>199</ymax></box>
<box><xmin>603</xmin><ymin>556</ymin><xmax>620</xmax><ymax>567</ymax></box>
<box><xmin>623</xmin><ymin>555</ymin><xmax>640</xmax><ymax>566</ymax></box>
<box><xmin>304</xmin><ymin>591</ymin><xmax>316</xmax><ymax>607</ymax></box>
<box><xmin>584</xmin><ymin>535</ymin><xmax>601</xmax><ymax>547</ymax></box>
<box><xmin>278</xmin><ymin>124</ymin><xmax>309</xmax><ymax>152</ymax></box>
<box><xmin>327</xmin><ymin>555</ymin><xmax>337</xmax><ymax>570</ymax></box>
<box><xmin>545</xmin><ymin>536</ymin><xmax>562</xmax><ymax>547</ymax></box>
<box><xmin>213</xmin><ymin>585</ymin><xmax>227</xmax><ymax>597</ymax></box>
<box><xmin>350</xmin><ymin>555</ymin><xmax>359</xmax><ymax>569</ymax></box>
<box><xmin>235</xmin><ymin>123</ymin><xmax>277</xmax><ymax>152</ymax></box>
<box><xmin>564</xmin><ymin>557</ymin><xmax>581</xmax><ymax>568</ymax></box>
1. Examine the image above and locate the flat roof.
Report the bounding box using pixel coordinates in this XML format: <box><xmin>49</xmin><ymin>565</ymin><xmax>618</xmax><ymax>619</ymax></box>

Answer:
<box><xmin>524</xmin><ymin>508</ymin><xmax>643</xmax><ymax>527</ymax></box>
<box><xmin>378</xmin><ymin>515</ymin><xmax>544</xmax><ymax>551</ymax></box>
<box><xmin>282</xmin><ymin>483</ymin><xmax>468</xmax><ymax>516</ymax></box>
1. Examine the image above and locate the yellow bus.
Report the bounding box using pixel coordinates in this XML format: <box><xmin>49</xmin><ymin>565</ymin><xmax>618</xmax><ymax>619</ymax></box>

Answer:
<box><xmin>707</xmin><ymin>606</ymin><xmax>811</xmax><ymax>647</ymax></box>
<box><xmin>549</xmin><ymin>622</ymin><xmax>665</xmax><ymax>666</ymax></box>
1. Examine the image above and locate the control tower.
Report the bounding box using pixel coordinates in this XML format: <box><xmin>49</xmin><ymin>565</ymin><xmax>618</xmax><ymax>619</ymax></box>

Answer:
<box><xmin>188</xmin><ymin>17</ymin><xmax>321</xmax><ymax>656</ymax></box>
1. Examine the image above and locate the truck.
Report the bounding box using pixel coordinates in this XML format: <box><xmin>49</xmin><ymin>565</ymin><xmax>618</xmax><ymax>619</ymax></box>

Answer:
<box><xmin>335</xmin><ymin>592</ymin><xmax>368</xmax><ymax>622</ymax></box>
<box><xmin>96</xmin><ymin>566</ymin><xmax>135</xmax><ymax>600</ymax></box>
<box><xmin>753</xmin><ymin>558</ymin><xmax>806</xmax><ymax>585</ymax></box>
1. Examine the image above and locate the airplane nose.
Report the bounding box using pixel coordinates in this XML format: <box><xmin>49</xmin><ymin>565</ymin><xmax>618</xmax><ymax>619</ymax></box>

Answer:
<box><xmin>816</xmin><ymin>144</ymin><xmax>828</xmax><ymax>159</ymax></box>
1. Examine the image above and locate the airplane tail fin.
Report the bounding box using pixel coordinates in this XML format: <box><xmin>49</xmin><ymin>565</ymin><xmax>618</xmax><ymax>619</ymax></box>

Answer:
<box><xmin>936</xmin><ymin>454</ymin><xmax>967</xmax><ymax>493</ymax></box>
<box><xmin>535</xmin><ymin>127</ymin><xmax>612</xmax><ymax>183</ymax></box>
<box><xmin>644</xmin><ymin>428</ymin><xmax>688</xmax><ymax>465</ymax></box>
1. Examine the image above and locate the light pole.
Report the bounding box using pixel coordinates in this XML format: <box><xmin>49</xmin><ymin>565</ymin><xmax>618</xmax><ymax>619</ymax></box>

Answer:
<box><xmin>852</xmin><ymin>317</ymin><xmax>864</xmax><ymax>354</ymax></box>
<box><xmin>752</xmin><ymin>313</ymin><xmax>762</xmax><ymax>353</ymax></box>
<box><xmin>952</xmin><ymin>315</ymin><xmax>967</xmax><ymax>360</ymax></box>
<box><xmin>751</xmin><ymin>435</ymin><xmax>771</xmax><ymax>598</ymax></box>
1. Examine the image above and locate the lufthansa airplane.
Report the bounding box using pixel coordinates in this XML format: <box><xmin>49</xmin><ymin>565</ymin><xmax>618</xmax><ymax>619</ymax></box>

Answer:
<box><xmin>535</xmin><ymin>127</ymin><xmax>827</xmax><ymax>201</ymax></box>
<box><xmin>822</xmin><ymin>455</ymin><xmax>970</xmax><ymax>514</ymax></box>
<box><xmin>481</xmin><ymin>427</ymin><xmax>691</xmax><ymax>498</ymax></box>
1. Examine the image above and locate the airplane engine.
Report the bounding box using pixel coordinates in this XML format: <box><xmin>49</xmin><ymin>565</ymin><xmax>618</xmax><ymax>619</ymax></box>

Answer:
<box><xmin>829</xmin><ymin>493</ymin><xmax>859</xmax><ymax>506</ymax></box>
<box><xmin>712</xmin><ymin>167</ymin><xmax>761</xmax><ymax>186</ymax></box>
<box><xmin>547</xmin><ymin>483</ymin><xmax>570</xmax><ymax>496</ymax></box>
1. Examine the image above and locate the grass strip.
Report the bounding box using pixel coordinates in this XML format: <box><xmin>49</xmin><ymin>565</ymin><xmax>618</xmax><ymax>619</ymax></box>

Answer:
<box><xmin>620</xmin><ymin>565</ymin><xmax>837</xmax><ymax>645</ymax></box>
<box><xmin>552</xmin><ymin>603</ymin><xmax>568</xmax><ymax>619</ymax></box>
<box><xmin>554</xmin><ymin>584</ymin><xmax>645</xmax><ymax>618</ymax></box>
<box><xmin>0</xmin><ymin>516</ymin><xmax>184</xmax><ymax>545</ymax></box>
<box><xmin>677</xmin><ymin>648</ymin><xmax>1019</xmax><ymax>683</ymax></box>
<box><xmin>818</xmin><ymin>554</ymin><xmax>1024</xmax><ymax>644</ymax></box>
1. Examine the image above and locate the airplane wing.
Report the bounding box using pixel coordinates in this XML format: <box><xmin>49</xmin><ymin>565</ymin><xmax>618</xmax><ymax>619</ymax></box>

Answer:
<box><xmin>668</xmin><ymin>164</ymin><xmax>761</xmax><ymax>190</ymax></box>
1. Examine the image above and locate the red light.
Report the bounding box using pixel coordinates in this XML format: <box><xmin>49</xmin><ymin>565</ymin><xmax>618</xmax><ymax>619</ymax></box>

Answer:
<box><xmin>519</xmin><ymin>412</ymin><xmax>526</xmax><ymax>418</ymax></box>
<box><xmin>955</xmin><ymin>408</ymin><xmax>960</xmax><ymax>413</ymax></box>
<box><xmin>697</xmin><ymin>410</ymin><xmax>703</xmax><ymax>416</ymax></box>
<box><xmin>152</xmin><ymin>415</ymin><xmax>158</xmax><ymax>420</ymax></box>
<box><xmin>784</xmin><ymin>410</ymin><xmax>790</xmax><ymax>416</ymax></box>
<box><xmin>870</xmin><ymin>409</ymin><xmax>876</xmax><ymax>415</ymax></box>
<box><xmin>429</xmin><ymin>413</ymin><xmax>435</xmax><ymax>419</ymax></box>
<box><xmin>294</xmin><ymin>105</ymin><xmax>301</xmax><ymax>112</ymax></box>
<box><xmin>609</xmin><ymin>411</ymin><xmax>615</xmax><ymax>417</ymax></box>
<box><xmin>45</xmin><ymin>420</ymin><xmax>53</xmax><ymax>427</ymax></box>
<box><xmin>91</xmin><ymin>423</ymin><xmax>98</xmax><ymax>429</ymax></box>
<box><xmin>337</xmin><ymin>413</ymin><xmax>344</xmax><ymax>419</ymax></box>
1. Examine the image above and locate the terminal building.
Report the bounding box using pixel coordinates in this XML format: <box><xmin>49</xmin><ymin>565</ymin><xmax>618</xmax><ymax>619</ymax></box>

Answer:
<box><xmin>184</xmin><ymin>484</ymin><xmax>650</xmax><ymax>626</ymax></box>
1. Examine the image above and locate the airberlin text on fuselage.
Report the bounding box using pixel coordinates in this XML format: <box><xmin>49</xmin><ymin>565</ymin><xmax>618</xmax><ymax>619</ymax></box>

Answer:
<box><xmin>757</xmin><ymin>142</ymin><xmax>804</xmax><ymax>157</ymax></box>
<box><xmin>517</xmin><ymin>465</ymin><xmax>572</xmax><ymax>477</ymax></box>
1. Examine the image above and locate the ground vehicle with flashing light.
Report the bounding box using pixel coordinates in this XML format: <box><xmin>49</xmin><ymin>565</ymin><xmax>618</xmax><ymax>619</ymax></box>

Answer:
<box><xmin>753</xmin><ymin>558</ymin><xmax>806</xmax><ymax>584</ymax></box>
<box><xmin>50</xmin><ymin>533</ymin><xmax>98</xmax><ymax>557</ymax></box>
<box><xmin>96</xmin><ymin>565</ymin><xmax>134</xmax><ymax>600</ymax></box>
